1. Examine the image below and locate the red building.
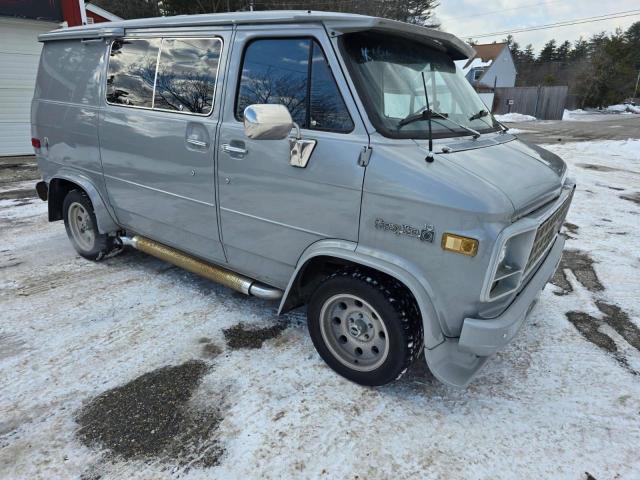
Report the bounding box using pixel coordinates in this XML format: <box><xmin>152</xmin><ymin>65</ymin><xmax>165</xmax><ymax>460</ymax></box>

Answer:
<box><xmin>0</xmin><ymin>1</ymin><xmax>120</xmax><ymax>155</ymax></box>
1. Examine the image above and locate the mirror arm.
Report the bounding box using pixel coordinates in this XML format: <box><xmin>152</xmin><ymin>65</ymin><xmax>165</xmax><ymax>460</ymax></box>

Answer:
<box><xmin>292</xmin><ymin>122</ymin><xmax>302</xmax><ymax>140</ymax></box>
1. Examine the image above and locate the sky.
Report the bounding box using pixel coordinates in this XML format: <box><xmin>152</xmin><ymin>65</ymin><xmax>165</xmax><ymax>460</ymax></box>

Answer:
<box><xmin>434</xmin><ymin>0</ymin><xmax>640</xmax><ymax>52</ymax></box>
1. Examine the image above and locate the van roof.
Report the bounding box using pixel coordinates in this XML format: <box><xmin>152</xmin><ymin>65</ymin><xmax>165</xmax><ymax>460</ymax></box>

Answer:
<box><xmin>38</xmin><ymin>10</ymin><xmax>474</xmax><ymax>60</ymax></box>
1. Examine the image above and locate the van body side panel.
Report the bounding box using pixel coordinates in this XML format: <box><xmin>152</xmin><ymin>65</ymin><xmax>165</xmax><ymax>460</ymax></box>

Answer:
<box><xmin>358</xmin><ymin>135</ymin><xmax>514</xmax><ymax>337</ymax></box>
<box><xmin>99</xmin><ymin>31</ymin><xmax>232</xmax><ymax>263</ymax></box>
<box><xmin>217</xmin><ymin>24</ymin><xmax>369</xmax><ymax>289</ymax></box>
<box><xmin>32</xmin><ymin>40</ymin><xmax>110</xmax><ymax>210</ymax></box>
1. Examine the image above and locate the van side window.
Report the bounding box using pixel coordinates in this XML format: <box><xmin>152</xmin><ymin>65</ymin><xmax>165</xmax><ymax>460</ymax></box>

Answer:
<box><xmin>236</xmin><ymin>38</ymin><xmax>353</xmax><ymax>133</ymax></box>
<box><xmin>236</xmin><ymin>38</ymin><xmax>310</xmax><ymax>126</ymax></box>
<box><xmin>154</xmin><ymin>38</ymin><xmax>221</xmax><ymax>114</ymax></box>
<box><xmin>309</xmin><ymin>42</ymin><xmax>354</xmax><ymax>132</ymax></box>
<box><xmin>106</xmin><ymin>39</ymin><xmax>160</xmax><ymax>108</ymax></box>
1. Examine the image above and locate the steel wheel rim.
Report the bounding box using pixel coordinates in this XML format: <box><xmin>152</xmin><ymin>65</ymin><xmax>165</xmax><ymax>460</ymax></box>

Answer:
<box><xmin>68</xmin><ymin>202</ymin><xmax>95</xmax><ymax>251</ymax></box>
<box><xmin>319</xmin><ymin>293</ymin><xmax>390</xmax><ymax>372</ymax></box>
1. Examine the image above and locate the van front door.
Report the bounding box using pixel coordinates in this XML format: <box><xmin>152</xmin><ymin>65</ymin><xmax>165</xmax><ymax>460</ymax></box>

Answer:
<box><xmin>217</xmin><ymin>28</ymin><xmax>369</xmax><ymax>288</ymax></box>
<box><xmin>99</xmin><ymin>31</ymin><xmax>231</xmax><ymax>262</ymax></box>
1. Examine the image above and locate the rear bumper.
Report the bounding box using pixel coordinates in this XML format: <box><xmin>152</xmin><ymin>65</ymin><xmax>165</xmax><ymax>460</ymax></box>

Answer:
<box><xmin>425</xmin><ymin>234</ymin><xmax>564</xmax><ymax>387</ymax></box>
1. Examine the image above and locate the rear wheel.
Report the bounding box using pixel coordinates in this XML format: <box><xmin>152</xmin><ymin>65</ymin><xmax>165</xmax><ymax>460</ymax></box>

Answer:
<box><xmin>63</xmin><ymin>190</ymin><xmax>116</xmax><ymax>261</ymax></box>
<box><xmin>307</xmin><ymin>270</ymin><xmax>423</xmax><ymax>386</ymax></box>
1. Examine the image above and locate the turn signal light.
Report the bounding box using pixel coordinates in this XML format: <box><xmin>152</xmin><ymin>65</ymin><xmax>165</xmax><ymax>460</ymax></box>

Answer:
<box><xmin>31</xmin><ymin>138</ymin><xmax>41</xmax><ymax>150</ymax></box>
<box><xmin>441</xmin><ymin>233</ymin><xmax>479</xmax><ymax>257</ymax></box>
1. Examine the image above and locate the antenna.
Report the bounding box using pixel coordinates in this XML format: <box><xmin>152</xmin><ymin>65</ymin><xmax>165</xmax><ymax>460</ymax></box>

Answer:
<box><xmin>421</xmin><ymin>71</ymin><xmax>435</xmax><ymax>163</ymax></box>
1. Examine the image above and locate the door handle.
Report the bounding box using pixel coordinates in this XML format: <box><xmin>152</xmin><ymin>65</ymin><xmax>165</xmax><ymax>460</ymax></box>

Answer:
<box><xmin>186</xmin><ymin>137</ymin><xmax>209</xmax><ymax>148</ymax></box>
<box><xmin>221</xmin><ymin>143</ymin><xmax>248</xmax><ymax>155</ymax></box>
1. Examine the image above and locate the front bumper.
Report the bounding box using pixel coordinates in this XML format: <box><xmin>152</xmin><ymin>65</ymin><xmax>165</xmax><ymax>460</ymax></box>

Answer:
<box><xmin>425</xmin><ymin>234</ymin><xmax>565</xmax><ymax>387</ymax></box>
<box><xmin>458</xmin><ymin>234</ymin><xmax>565</xmax><ymax>356</ymax></box>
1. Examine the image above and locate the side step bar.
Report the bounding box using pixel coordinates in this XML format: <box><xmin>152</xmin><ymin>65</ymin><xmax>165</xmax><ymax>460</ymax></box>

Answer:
<box><xmin>119</xmin><ymin>235</ymin><xmax>283</xmax><ymax>300</ymax></box>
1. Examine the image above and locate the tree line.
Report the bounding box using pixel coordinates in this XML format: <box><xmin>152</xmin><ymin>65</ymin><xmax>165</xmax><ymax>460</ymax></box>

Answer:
<box><xmin>90</xmin><ymin>0</ymin><xmax>440</xmax><ymax>26</ymax></box>
<box><xmin>503</xmin><ymin>21</ymin><xmax>640</xmax><ymax>108</ymax></box>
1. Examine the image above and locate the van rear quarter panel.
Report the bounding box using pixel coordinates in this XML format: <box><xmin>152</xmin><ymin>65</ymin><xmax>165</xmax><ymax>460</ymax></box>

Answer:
<box><xmin>32</xmin><ymin>40</ymin><xmax>108</xmax><ymax>198</ymax></box>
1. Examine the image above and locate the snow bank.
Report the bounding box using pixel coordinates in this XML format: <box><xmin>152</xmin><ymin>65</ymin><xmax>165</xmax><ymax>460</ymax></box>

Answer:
<box><xmin>607</xmin><ymin>104</ymin><xmax>640</xmax><ymax>114</ymax></box>
<box><xmin>494</xmin><ymin>112</ymin><xmax>537</xmax><ymax>123</ymax></box>
<box><xmin>563</xmin><ymin>109</ymin><xmax>589</xmax><ymax>120</ymax></box>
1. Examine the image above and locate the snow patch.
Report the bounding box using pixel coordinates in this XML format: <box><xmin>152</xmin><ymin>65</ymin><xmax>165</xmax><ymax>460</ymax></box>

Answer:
<box><xmin>494</xmin><ymin>112</ymin><xmax>537</xmax><ymax>123</ymax></box>
<box><xmin>506</xmin><ymin>128</ymin><xmax>532</xmax><ymax>135</ymax></box>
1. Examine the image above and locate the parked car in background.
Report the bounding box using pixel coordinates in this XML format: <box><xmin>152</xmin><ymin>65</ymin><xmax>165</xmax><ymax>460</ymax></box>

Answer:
<box><xmin>31</xmin><ymin>11</ymin><xmax>574</xmax><ymax>387</ymax></box>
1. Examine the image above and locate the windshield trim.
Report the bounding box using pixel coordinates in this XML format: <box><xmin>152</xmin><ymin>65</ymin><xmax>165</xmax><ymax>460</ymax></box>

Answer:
<box><xmin>337</xmin><ymin>33</ymin><xmax>500</xmax><ymax>140</ymax></box>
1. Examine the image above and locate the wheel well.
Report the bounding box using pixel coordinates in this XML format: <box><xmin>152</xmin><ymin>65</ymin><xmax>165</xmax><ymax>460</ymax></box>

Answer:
<box><xmin>48</xmin><ymin>178</ymin><xmax>83</xmax><ymax>222</ymax></box>
<box><xmin>281</xmin><ymin>255</ymin><xmax>420</xmax><ymax>319</ymax></box>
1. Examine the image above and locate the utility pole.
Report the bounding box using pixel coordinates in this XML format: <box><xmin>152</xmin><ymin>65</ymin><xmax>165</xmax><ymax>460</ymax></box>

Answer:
<box><xmin>634</xmin><ymin>70</ymin><xmax>640</xmax><ymax>100</ymax></box>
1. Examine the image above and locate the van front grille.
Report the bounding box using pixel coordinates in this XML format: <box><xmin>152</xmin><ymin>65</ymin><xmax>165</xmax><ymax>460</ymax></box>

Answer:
<box><xmin>524</xmin><ymin>191</ymin><xmax>573</xmax><ymax>273</ymax></box>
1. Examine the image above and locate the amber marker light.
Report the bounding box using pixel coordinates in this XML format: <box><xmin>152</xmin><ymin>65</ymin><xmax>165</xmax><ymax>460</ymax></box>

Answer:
<box><xmin>441</xmin><ymin>233</ymin><xmax>479</xmax><ymax>257</ymax></box>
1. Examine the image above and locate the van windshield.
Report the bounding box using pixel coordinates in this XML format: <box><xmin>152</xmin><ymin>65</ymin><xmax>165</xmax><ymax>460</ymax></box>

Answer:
<box><xmin>340</xmin><ymin>31</ymin><xmax>501</xmax><ymax>139</ymax></box>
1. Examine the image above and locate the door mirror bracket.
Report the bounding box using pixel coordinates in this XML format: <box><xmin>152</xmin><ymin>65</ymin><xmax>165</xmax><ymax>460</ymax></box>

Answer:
<box><xmin>243</xmin><ymin>104</ymin><xmax>316</xmax><ymax>168</ymax></box>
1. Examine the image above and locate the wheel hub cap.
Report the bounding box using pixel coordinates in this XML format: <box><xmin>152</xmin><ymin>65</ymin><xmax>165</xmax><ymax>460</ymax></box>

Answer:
<box><xmin>348</xmin><ymin>316</ymin><xmax>369</xmax><ymax>339</ymax></box>
<box><xmin>68</xmin><ymin>202</ymin><xmax>95</xmax><ymax>251</ymax></box>
<box><xmin>319</xmin><ymin>293</ymin><xmax>390</xmax><ymax>372</ymax></box>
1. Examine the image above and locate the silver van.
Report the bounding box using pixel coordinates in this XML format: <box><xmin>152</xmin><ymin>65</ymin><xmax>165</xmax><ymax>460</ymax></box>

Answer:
<box><xmin>31</xmin><ymin>11</ymin><xmax>574</xmax><ymax>388</ymax></box>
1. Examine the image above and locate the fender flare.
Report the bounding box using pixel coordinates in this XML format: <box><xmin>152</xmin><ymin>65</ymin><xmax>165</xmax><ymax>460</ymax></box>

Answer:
<box><xmin>50</xmin><ymin>170</ymin><xmax>119</xmax><ymax>234</ymax></box>
<box><xmin>278</xmin><ymin>239</ymin><xmax>445</xmax><ymax>349</ymax></box>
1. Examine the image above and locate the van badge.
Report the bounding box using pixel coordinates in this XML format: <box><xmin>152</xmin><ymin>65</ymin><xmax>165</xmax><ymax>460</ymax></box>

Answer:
<box><xmin>375</xmin><ymin>218</ymin><xmax>434</xmax><ymax>243</ymax></box>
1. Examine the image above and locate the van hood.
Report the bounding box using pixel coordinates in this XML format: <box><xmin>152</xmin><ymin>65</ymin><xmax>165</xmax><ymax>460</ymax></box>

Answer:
<box><xmin>416</xmin><ymin>137</ymin><xmax>566</xmax><ymax>219</ymax></box>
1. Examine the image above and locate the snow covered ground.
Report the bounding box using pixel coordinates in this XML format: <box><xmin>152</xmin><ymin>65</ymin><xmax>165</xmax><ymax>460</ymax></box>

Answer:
<box><xmin>1</xmin><ymin>140</ymin><xmax>640</xmax><ymax>480</ymax></box>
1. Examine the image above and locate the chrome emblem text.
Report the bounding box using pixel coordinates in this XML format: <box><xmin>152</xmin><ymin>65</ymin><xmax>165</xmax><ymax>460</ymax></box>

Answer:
<box><xmin>375</xmin><ymin>218</ymin><xmax>434</xmax><ymax>243</ymax></box>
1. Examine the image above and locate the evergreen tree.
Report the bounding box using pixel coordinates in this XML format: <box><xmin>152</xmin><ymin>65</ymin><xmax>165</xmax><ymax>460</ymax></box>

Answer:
<box><xmin>522</xmin><ymin>44</ymin><xmax>535</xmax><ymax>63</ymax></box>
<box><xmin>576</xmin><ymin>27</ymin><xmax>637</xmax><ymax>107</ymax></box>
<box><xmin>625</xmin><ymin>21</ymin><xmax>640</xmax><ymax>72</ymax></box>
<box><xmin>556</xmin><ymin>40</ymin><xmax>572</xmax><ymax>63</ymax></box>
<box><xmin>538</xmin><ymin>39</ymin><xmax>557</xmax><ymax>63</ymax></box>
<box><xmin>570</xmin><ymin>37</ymin><xmax>589</xmax><ymax>61</ymax></box>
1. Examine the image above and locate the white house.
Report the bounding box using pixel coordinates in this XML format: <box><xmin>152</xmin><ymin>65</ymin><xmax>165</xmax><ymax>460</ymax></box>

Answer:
<box><xmin>457</xmin><ymin>43</ymin><xmax>517</xmax><ymax>90</ymax></box>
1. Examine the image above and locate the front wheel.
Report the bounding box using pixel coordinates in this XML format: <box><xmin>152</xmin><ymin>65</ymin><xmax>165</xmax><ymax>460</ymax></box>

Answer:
<box><xmin>307</xmin><ymin>270</ymin><xmax>423</xmax><ymax>386</ymax></box>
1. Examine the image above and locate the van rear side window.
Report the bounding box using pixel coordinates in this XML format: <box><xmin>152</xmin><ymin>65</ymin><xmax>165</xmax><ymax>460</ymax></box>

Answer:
<box><xmin>106</xmin><ymin>39</ymin><xmax>160</xmax><ymax>108</ymax></box>
<box><xmin>154</xmin><ymin>38</ymin><xmax>221</xmax><ymax>114</ymax></box>
<box><xmin>106</xmin><ymin>37</ymin><xmax>221</xmax><ymax>115</ymax></box>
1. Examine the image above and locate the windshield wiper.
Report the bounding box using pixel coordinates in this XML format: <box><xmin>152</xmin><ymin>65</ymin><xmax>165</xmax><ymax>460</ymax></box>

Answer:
<box><xmin>398</xmin><ymin>108</ymin><xmax>481</xmax><ymax>139</ymax></box>
<box><xmin>469</xmin><ymin>109</ymin><xmax>488</xmax><ymax>122</ymax></box>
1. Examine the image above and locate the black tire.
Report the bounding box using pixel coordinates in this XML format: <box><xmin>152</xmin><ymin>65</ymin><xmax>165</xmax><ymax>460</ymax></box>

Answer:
<box><xmin>62</xmin><ymin>190</ymin><xmax>116</xmax><ymax>261</ymax></box>
<box><xmin>307</xmin><ymin>269</ymin><xmax>423</xmax><ymax>386</ymax></box>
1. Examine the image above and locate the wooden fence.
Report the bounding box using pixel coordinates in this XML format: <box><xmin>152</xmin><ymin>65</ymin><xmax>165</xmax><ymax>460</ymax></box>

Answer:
<box><xmin>492</xmin><ymin>86</ymin><xmax>568</xmax><ymax>120</ymax></box>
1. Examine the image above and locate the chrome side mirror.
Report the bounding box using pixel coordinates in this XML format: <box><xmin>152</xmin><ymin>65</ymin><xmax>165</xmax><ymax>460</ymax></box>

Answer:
<box><xmin>243</xmin><ymin>103</ymin><xmax>317</xmax><ymax>168</ymax></box>
<box><xmin>243</xmin><ymin>104</ymin><xmax>293</xmax><ymax>140</ymax></box>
